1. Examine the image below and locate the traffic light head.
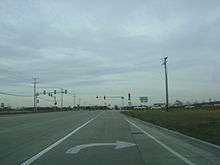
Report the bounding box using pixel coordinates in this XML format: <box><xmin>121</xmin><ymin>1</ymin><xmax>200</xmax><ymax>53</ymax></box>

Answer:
<box><xmin>54</xmin><ymin>90</ymin><xmax>56</xmax><ymax>94</ymax></box>
<box><xmin>64</xmin><ymin>90</ymin><xmax>68</xmax><ymax>94</ymax></box>
<box><xmin>104</xmin><ymin>96</ymin><xmax>106</xmax><ymax>100</ymax></box>
<box><xmin>128</xmin><ymin>93</ymin><xmax>131</xmax><ymax>100</ymax></box>
<box><xmin>43</xmin><ymin>90</ymin><xmax>46</xmax><ymax>95</ymax></box>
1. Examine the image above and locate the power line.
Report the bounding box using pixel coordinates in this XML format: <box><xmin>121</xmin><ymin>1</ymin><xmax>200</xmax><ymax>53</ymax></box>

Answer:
<box><xmin>0</xmin><ymin>91</ymin><xmax>32</xmax><ymax>97</ymax></box>
<box><xmin>38</xmin><ymin>97</ymin><xmax>54</xmax><ymax>103</ymax></box>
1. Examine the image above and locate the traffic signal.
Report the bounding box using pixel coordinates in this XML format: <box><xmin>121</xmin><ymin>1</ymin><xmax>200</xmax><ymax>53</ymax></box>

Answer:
<box><xmin>48</xmin><ymin>93</ymin><xmax>51</xmax><ymax>96</ymax></box>
<box><xmin>96</xmin><ymin>96</ymin><xmax>98</xmax><ymax>99</ymax></box>
<box><xmin>43</xmin><ymin>90</ymin><xmax>46</xmax><ymax>95</ymax></box>
<box><xmin>54</xmin><ymin>90</ymin><xmax>56</xmax><ymax>94</ymax></box>
<box><xmin>1</xmin><ymin>103</ymin><xmax>4</xmax><ymax>108</ymax></box>
<box><xmin>104</xmin><ymin>96</ymin><xmax>106</xmax><ymax>100</ymax></box>
<box><xmin>64</xmin><ymin>90</ymin><xmax>68</xmax><ymax>94</ymax></box>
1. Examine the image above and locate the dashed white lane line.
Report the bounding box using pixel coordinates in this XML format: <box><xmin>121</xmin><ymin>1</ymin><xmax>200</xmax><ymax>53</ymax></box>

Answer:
<box><xmin>21</xmin><ymin>112</ymin><xmax>104</xmax><ymax>165</ymax></box>
<box><xmin>125</xmin><ymin>118</ymin><xmax>196</xmax><ymax>165</ymax></box>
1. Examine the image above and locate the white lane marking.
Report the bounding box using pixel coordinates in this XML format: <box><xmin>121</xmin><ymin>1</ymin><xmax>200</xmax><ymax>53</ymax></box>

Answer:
<box><xmin>131</xmin><ymin>116</ymin><xmax>220</xmax><ymax>150</ymax></box>
<box><xmin>66</xmin><ymin>141</ymin><xmax>136</xmax><ymax>154</ymax></box>
<box><xmin>21</xmin><ymin>112</ymin><xmax>104</xmax><ymax>165</ymax></box>
<box><xmin>125</xmin><ymin>118</ymin><xmax>196</xmax><ymax>165</ymax></box>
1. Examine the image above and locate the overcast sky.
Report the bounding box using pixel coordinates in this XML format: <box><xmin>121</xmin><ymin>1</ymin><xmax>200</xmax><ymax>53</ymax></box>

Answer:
<box><xmin>0</xmin><ymin>0</ymin><xmax>220</xmax><ymax>107</ymax></box>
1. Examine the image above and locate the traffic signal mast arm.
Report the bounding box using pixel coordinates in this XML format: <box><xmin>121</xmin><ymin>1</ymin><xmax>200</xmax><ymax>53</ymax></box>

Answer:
<box><xmin>96</xmin><ymin>95</ymin><xmax>125</xmax><ymax>108</ymax></box>
<box><xmin>96</xmin><ymin>96</ymin><xmax>124</xmax><ymax>100</ymax></box>
<box><xmin>41</xmin><ymin>89</ymin><xmax>68</xmax><ymax>96</ymax></box>
<box><xmin>104</xmin><ymin>96</ymin><xmax>124</xmax><ymax>99</ymax></box>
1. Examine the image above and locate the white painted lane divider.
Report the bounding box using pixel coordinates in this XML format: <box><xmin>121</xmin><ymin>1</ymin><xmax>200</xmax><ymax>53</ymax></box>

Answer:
<box><xmin>125</xmin><ymin>118</ymin><xmax>196</xmax><ymax>165</ymax></box>
<box><xmin>21</xmin><ymin>112</ymin><xmax>104</xmax><ymax>165</ymax></box>
<box><xmin>66</xmin><ymin>141</ymin><xmax>136</xmax><ymax>154</ymax></box>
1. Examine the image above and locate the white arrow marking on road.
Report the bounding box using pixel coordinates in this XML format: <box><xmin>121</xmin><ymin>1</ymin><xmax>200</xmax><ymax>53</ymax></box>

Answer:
<box><xmin>66</xmin><ymin>141</ymin><xmax>136</xmax><ymax>154</ymax></box>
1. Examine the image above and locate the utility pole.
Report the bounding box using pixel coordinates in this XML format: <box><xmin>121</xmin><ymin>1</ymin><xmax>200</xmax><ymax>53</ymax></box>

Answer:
<box><xmin>78</xmin><ymin>98</ymin><xmax>81</xmax><ymax>106</ymax></box>
<box><xmin>128</xmin><ymin>93</ymin><xmax>131</xmax><ymax>107</ymax></box>
<box><xmin>73</xmin><ymin>94</ymin><xmax>76</xmax><ymax>108</ymax></box>
<box><xmin>121</xmin><ymin>97</ymin><xmax>124</xmax><ymax>109</ymax></box>
<box><xmin>96</xmin><ymin>96</ymin><xmax>99</xmax><ymax>106</ymax></box>
<box><xmin>162</xmin><ymin>57</ymin><xmax>169</xmax><ymax>111</ymax></box>
<box><xmin>33</xmin><ymin>78</ymin><xmax>39</xmax><ymax>112</ymax></box>
<box><xmin>61</xmin><ymin>88</ymin><xmax>64</xmax><ymax>111</ymax></box>
<box><xmin>54</xmin><ymin>96</ymin><xmax>57</xmax><ymax>111</ymax></box>
<box><xmin>104</xmin><ymin>96</ymin><xmax>106</xmax><ymax>107</ymax></box>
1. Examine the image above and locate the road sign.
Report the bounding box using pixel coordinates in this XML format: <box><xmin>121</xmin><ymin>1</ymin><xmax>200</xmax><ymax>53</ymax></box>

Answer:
<box><xmin>139</xmin><ymin>97</ymin><xmax>148</xmax><ymax>103</ymax></box>
<box><xmin>66</xmin><ymin>141</ymin><xmax>136</xmax><ymax>154</ymax></box>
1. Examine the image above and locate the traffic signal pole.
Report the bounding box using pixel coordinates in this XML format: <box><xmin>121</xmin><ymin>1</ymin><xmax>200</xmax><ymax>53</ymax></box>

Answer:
<box><xmin>41</xmin><ymin>87</ymin><xmax>67</xmax><ymax>111</ymax></box>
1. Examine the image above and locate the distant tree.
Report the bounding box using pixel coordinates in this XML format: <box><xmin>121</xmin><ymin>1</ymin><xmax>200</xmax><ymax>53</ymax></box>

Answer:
<box><xmin>185</xmin><ymin>101</ymin><xmax>191</xmax><ymax>105</ymax></box>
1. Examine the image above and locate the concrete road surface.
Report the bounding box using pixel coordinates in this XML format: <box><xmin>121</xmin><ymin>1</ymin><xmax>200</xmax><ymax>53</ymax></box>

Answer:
<box><xmin>0</xmin><ymin>110</ymin><xmax>219</xmax><ymax>165</ymax></box>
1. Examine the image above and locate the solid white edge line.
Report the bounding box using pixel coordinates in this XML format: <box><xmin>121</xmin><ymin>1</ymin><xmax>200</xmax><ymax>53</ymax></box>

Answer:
<box><xmin>21</xmin><ymin>112</ymin><xmax>104</xmax><ymax>165</ymax></box>
<box><xmin>125</xmin><ymin>118</ymin><xmax>196</xmax><ymax>165</ymax></box>
<box><xmin>129</xmin><ymin>116</ymin><xmax>220</xmax><ymax>150</ymax></box>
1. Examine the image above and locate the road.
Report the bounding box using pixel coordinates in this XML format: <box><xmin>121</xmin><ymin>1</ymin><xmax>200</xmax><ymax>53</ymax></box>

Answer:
<box><xmin>0</xmin><ymin>110</ymin><xmax>220</xmax><ymax>165</ymax></box>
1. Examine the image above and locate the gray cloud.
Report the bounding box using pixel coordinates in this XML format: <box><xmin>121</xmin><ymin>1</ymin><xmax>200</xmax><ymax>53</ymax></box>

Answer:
<box><xmin>0</xmin><ymin>0</ymin><xmax>220</xmax><ymax>106</ymax></box>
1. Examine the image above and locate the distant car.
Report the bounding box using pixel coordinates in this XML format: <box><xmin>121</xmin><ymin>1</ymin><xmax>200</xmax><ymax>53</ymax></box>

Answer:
<box><xmin>150</xmin><ymin>106</ymin><xmax>162</xmax><ymax>110</ymax></box>
<box><xmin>134</xmin><ymin>106</ymin><xmax>146</xmax><ymax>110</ymax></box>
<box><xmin>185</xmin><ymin>105</ymin><xmax>195</xmax><ymax>109</ymax></box>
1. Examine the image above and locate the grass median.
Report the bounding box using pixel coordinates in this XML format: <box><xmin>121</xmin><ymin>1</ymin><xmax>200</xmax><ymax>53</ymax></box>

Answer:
<box><xmin>122</xmin><ymin>109</ymin><xmax>220</xmax><ymax>145</ymax></box>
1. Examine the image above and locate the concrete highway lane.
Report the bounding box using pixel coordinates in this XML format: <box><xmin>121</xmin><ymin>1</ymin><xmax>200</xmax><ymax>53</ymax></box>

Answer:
<box><xmin>0</xmin><ymin>111</ymin><xmax>220</xmax><ymax>165</ymax></box>
<box><xmin>0</xmin><ymin>111</ymin><xmax>101</xmax><ymax>164</ymax></box>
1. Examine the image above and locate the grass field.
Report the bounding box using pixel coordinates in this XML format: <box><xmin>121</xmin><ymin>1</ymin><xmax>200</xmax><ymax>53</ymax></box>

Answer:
<box><xmin>123</xmin><ymin>109</ymin><xmax>220</xmax><ymax>145</ymax></box>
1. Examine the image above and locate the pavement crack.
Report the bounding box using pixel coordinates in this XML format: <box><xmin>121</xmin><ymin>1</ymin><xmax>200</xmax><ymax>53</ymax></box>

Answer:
<box><xmin>126</xmin><ymin>119</ymin><xmax>146</xmax><ymax>165</ymax></box>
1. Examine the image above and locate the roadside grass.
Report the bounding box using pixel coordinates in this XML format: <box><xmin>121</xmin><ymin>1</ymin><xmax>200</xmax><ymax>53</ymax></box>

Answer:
<box><xmin>122</xmin><ymin>109</ymin><xmax>220</xmax><ymax>145</ymax></box>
